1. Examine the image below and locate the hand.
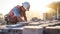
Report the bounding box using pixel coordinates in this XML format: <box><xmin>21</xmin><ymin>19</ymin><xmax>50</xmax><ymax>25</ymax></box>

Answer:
<box><xmin>17</xmin><ymin>16</ymin><xmax>25</xmax><ymax>22</ymax></box>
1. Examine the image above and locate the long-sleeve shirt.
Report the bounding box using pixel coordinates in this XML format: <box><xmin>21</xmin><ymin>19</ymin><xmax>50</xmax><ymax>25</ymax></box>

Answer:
<box><xmin>12</xmin><ymin>7</ymin><xmax>21</xmax><ymax>16</ymax></box>
<box><xmin>11</xmin><ymin>6</ymin><xmax>27</xmax><ymax>21</ymax></box>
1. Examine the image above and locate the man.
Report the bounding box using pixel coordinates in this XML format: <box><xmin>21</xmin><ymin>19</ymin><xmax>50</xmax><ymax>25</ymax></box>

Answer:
<box><xmin>5</xmin><ymin>2</ymin><xmax>30</xmax><ymax>24</ymax></box>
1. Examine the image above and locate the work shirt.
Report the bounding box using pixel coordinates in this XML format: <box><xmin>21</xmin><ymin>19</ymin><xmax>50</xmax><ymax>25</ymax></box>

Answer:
<box><xmin>12</xmin><ymin>7</ymin><xmax>21</xmax><ymax>16</ymax></box>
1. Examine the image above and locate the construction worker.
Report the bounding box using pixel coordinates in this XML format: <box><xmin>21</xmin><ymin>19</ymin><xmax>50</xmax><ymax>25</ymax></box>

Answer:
<box><xmin>4</xmin><ymin>2</ymin><xmax>30</xmax><ymax>24</ymax></box>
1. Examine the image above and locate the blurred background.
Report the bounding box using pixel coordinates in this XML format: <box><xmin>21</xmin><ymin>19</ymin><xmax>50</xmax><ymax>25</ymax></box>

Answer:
<box><xmin>0</xmin><ymin>0</ymin><xmax>60</xmax><ymax>23</ymax></box>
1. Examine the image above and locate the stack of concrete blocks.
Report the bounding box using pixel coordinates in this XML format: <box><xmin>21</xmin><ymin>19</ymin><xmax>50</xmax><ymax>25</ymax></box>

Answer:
<box><xmin>23</xmin><ymin>26</ymin><xmax>43</xmax><ymax>34</ymax></box>
<box><xmin>7</xmin><ymin>29</ymin><xmax>22</xmax><ymax>34</ymax></box>
<box><xmin>2</xmin><ymin>29</ymin><xmax>23</xmax><ymax>34</ymax></box>
<box><xmin>39</xmin><ymin>21</ymin><xmax>60</xmax><ymax>27</ymax></box>
<box><xmin>0</xmin><ymin>27</ymin><xmax>23</xmax><ymax>34</ymax></box>
<box><xmin>0</xmin><ymin>25</ymin><xmax>8</xmax><ymax>34</ymax></box>
<box><xmin>0</xmin><ymin>29</ymin><xmax>9</xmax><ymax>34</ymax></box>
<box><xmin>45</xmin><ymin>26</ymin><xmax>60</xmax><ymax>34</ymax></box>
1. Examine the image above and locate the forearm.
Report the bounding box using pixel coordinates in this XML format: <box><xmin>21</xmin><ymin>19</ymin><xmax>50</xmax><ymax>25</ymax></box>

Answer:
<box><xmin>24</xmin><ymin>15</ymin><xmax>27</xmax><ymax>21</ymax></box>
<box><xmin>17</xmin><ymin>16</ymin><xmax>24</xmax><ymax>22</ymax></box>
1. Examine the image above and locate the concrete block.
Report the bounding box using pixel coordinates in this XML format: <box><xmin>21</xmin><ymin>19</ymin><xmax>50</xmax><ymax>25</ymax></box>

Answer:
<box><xmin>45</xmin><ymin>26</ymin><xmax>60</xmax><ymax>34</ymax></box>
<box><xmin>0</xmin><ymin>27</ymin><xmax>23</xmax><ymax>34</ymax></box>
<box><xmin>23</xmin><ymin>26</ymin><xmax>43</xmax><ymax>34</ymax></box>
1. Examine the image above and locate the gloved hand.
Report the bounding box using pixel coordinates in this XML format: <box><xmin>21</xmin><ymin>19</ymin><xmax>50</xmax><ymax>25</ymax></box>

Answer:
<box><xmin>17</xmin><ymin>16</ymin><xmax>25</xmax><ymax>22</ymax></box>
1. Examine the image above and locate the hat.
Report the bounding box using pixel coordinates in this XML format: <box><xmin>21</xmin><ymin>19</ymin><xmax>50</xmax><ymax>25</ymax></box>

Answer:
<box><xmin>22</xmin><ymin>2</ymin><xmax>30</xmax><ymax>11</ymax></box>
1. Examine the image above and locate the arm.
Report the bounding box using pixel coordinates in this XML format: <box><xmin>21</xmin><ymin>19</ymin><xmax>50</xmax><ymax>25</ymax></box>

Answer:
<box><xmin>24</xmin><ymin>14</ymin><xmax>27</xmax><ymax>21</ymax></box>
<box><xmin>12</xmin><ymin>7</ymin><xmax>26</xmax><ymax>22</ymax></box>
<box><xmin>12</xmin><ymin>7</ymin><xmax>23</xmax><ymax>21</ymax></box>
<box><xmin>22</xmin><ymin>12</ymin><xmax>27</xmax><ymax>21</ymax></box>
<box><xmin>12</xmin><ymin>7</ymin><xmax>21</xmax><ymax>16</ymax></box>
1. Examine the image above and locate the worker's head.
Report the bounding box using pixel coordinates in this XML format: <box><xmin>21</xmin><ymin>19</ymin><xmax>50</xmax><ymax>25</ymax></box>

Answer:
<box><xmin>22</xmin><ymin>2</ymin><xmax>30</xmax><ymax>11</ymax></box>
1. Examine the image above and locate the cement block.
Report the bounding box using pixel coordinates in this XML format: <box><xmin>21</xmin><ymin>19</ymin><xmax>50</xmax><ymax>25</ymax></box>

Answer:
<box><xmin>45</xmin><ymin>26</ymin><xmax>60</xmax><ymax>34</ymax></box>
<box><xmin>23</xmin><ymin>26</ymin><xmax>43</xmax><ymax>34</ymax></box>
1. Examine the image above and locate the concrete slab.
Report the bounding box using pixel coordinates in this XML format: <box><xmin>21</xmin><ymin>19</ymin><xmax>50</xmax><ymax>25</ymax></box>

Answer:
<box><xmin>23</xmin><ymin>26</ymin><xmax>43</xmax><ymax>34</ymax></box>
<box><xmin>45</xmin><ymin>26</ymin><xmax>60</xmax><ymax>34</ymax></box>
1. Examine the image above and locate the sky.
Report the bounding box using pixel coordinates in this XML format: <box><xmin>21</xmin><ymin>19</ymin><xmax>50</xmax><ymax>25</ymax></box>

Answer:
<box><xmin>0</xmin><ymin>0</ymin><xmax>60</xmax><ymax>20</ymax></box>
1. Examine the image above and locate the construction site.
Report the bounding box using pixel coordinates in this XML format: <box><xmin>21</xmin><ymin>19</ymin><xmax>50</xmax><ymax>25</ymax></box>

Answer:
<box><xmin>0</xmin><ymin>0</ymin><xmax>60</xmax><ymax>34</ymax></box>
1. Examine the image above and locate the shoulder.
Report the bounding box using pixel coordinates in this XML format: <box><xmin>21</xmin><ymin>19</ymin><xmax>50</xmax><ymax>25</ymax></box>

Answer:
<box><xmin>12</xmin><ymin>5</ymin><xmax>20</xmax><ymax>10</ymax></box>
<box><xmin>12</xmin><ymin>5</ymin><xmax>20</xmax><ymax>9</ymax></box>
<box><xmin>16</xmin><ymin>5</ymin><xmax>21</xmax><ymax>8</ymax></box>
